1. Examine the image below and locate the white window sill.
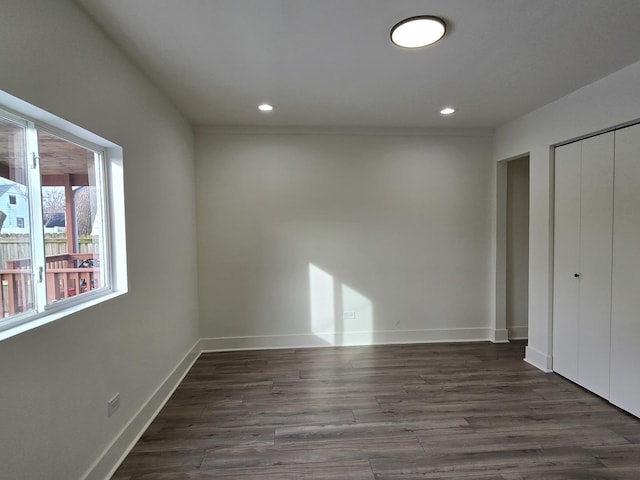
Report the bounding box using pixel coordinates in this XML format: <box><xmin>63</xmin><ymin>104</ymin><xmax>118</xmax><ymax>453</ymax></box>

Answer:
<box><xmin>0</xmin><ymin>289</ymin><xmax>126</xmax><ymax>343</ymax></box>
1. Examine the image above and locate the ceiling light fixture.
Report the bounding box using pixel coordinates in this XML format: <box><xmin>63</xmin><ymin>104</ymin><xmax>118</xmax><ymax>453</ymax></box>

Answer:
<box><xmin>258</xmin><ymin>103</ymin><xmax>275</xmax><ymax>112</ymax></box>
<box><xmin>390</xmin><ymin>15</ymin><xmax>446</xmax><ymax>49</ymax></box>
<box><xmin>440</xmin><ymin>106</ymin><xmax>456</xmax><ymax>115</ymax></box>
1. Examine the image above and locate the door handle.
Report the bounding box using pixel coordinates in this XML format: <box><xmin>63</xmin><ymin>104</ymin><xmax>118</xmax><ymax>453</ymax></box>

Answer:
<box><xmin>574</xmin><ymin>273</ymin><xmax>580</xmax><ymax>278</ymax></box>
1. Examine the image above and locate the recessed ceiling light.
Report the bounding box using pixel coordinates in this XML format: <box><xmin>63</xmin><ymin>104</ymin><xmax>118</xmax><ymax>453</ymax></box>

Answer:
<box><xmin>258</xmin><ymin>103</ymin><xmax>275</xmax><ymax>112</ymax></box>
<box><xmin>440</xmin><ymin>106</ymin><xmax>456</xmax><ymax>115</ymax></box>
<box><xmin>390</xmin><ymin>16</ymin><xmax>446</xmax><ymax>49</ymax></box>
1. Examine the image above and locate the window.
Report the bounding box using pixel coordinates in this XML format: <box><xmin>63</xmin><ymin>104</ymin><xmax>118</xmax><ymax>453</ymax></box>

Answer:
<box><xmin>0</xmin><ymin>90</ymin><xmax>126</xmax><ymax>339</ymax></box>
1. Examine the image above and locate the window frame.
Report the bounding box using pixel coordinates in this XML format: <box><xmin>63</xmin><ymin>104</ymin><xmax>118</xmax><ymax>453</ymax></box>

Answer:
<box><xmin>0</xmin><ymin>90</ymin><xmax>127</xmax><ymax>341</ymax></box>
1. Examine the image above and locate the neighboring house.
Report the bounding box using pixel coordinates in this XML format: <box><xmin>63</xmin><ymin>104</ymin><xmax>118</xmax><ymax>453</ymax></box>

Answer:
<box><xmin>0</xmin><ymin>178</ymin><xmax>68</xmax><ymax>234</ymax></box>
<box><xmin>0</xmin><ymin>178</ymin><xmax>30</xmax><ymax>234</ymax></box>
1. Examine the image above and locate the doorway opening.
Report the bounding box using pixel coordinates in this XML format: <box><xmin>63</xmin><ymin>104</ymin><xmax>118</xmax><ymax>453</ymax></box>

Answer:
<box><xmin>496</xmin><ymin>154</ymin><xmax>530</xmax><ymax>341</ymax></box>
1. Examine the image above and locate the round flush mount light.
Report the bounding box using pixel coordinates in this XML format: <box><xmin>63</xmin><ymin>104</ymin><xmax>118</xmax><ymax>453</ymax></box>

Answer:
<box><xmin>258</xmin><ymin>103</ymin><xmax>275</xmax><ymax>112</ymax></box>
<box><xmin>390</xmin><ymin>15</ymin><xmax>446</xmax><ymax>49</ymax></box>
<box><xmin>440</xmin><ymin>106</ymin><xmax>456</xmax><ymax>115</ymax></box>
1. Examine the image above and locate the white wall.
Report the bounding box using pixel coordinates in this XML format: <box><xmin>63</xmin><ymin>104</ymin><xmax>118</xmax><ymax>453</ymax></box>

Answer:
<box><xmin>196</xmin><ymin>129</ymin><xmax>495</xmax><ymax>349</ymax></box>
<box><xmin>0</xmin><ymin>1</ymin><xmax>199</xmax><ymax>479</ymax></box>
<box><xmin>506</xmin><ymin>156</ymin><xmax>529</xmax><ymax>339</ymax></box>
<box><xmin>494</xmin><ymin>59</ymin><xmax>640</xmax><ymax>371</ymax></box>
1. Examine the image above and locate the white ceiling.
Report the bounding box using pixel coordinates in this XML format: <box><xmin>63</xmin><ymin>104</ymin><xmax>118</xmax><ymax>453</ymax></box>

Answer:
<box><xmin>76</xmin><ymin>0</ymin><xmax>640</xmax><ymax>129</ymax></box>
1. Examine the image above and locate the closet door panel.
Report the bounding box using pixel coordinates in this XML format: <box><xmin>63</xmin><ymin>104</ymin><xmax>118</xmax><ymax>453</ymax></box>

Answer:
<box><xmin>578</xmin><ymin>133</ymin><xmax>614</xmax><ymax>399</ymax></box>
<box><xmin>611</xmin><ymin>123</ymin><xmax>640</xmax><ymax>417</ymax></box>
<box><xmin>553</xmin><ymin>141</ymin><xmax>581</xmax><ymax>381</ymax></box>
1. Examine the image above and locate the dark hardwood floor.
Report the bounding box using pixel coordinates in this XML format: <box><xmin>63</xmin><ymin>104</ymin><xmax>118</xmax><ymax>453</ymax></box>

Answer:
<box><xmin>112</xmin><ymin>341</ymin><xmax>640</xmax><ymax>479</ymax></box>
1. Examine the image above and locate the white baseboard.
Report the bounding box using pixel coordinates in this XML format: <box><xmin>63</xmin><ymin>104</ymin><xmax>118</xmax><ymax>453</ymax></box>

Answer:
<box><xmin>524</xmin><ymin>345</ymin><xmax>553</xmax><ymax>373</ymax></box>
<box><xmin>200</xmin><ymin>327</ymin><xmax>492</xmax><ymax>352</ymax></box>
<box><xmin>82</xmin><ymin>340</ymin><xmax>201</xmax><ymax>480</ymax></box>
<box><xmin>490</xmin><ymin>328</ymin><xmax>510</xmax><ymax>343</ymax></box>
<box><xmin>508</xmin><ymin>325</ymin><xmax>529</xmax><ymax>340</ymax></box>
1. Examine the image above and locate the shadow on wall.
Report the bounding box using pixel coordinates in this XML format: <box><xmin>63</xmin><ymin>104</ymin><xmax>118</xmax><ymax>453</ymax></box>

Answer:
<box><xmin>309</xmin><ymin>263</ymin><xmax>373</xmax><ymax>346</ymax></box>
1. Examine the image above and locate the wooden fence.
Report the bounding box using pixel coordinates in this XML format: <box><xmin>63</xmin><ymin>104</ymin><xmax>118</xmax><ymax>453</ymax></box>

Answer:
<box><xmin>0</xmin><ymin>234</ymin><xmax>99</xmax><ymax>269</ymax></box>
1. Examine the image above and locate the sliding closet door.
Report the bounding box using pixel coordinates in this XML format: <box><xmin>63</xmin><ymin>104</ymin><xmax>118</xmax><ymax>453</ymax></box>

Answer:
<box><xmin>577</xmin><ymin>133</ymin><xmax>613</xmax><ymax>399</ymax></box>
<box><xmin>611</xmin><ymin>123</ymin><xmax>640</xmax><ymax>417</ymax></box>
<box><xmin>553</xmin><ymin>141</ymin><xmax>581</xmax><ymax>381</ymax></box>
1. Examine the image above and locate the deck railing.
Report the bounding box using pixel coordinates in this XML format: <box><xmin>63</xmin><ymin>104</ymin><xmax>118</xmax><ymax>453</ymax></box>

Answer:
<box><xmin>1</xmin><ymin>253</ymin><xmax>100</xmax><ymax>317</ymax></box>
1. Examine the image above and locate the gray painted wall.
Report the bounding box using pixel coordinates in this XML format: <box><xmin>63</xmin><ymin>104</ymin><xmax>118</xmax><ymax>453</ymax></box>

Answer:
<box><xmin>0</xmin><ymin>1</ymin><xmax>199</xmax><ymax>479</ymax></box>
<box><xmin>196</xmin><ymin>130</ymin><xmax>495</xmax><ymax>347</ymax></box>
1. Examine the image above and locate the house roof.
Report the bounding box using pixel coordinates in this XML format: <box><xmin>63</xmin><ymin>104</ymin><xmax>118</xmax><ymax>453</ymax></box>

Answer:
<box><xmin>76</xmin><ymin>0</ymin><xmax>640</xmax><ymax>129</ymax></box>
<box><xmin>0</xmin><ymin>182</ymin><xmax>25</xmax><ymax>197</ymax></box>
<box><xmin>0</xmin><ymin>185</ymin><xmax>14</xmax><ymax>197</ymax></box>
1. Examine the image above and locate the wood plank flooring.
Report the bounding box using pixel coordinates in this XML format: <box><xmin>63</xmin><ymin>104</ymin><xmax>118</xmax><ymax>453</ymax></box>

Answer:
<box><xmin>111</xmin><ymin>342</ymin><xmax>640</xmax><ymax>479</ymax></box>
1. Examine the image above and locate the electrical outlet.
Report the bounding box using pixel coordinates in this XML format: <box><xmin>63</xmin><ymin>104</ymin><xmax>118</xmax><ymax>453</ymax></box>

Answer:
<box><xmin>343</xmin><ymin>311</ymin><xmax>356</xmax><ymax>320</ymax></box>
<box><xmin>107</xmin><ymin>393</ymin><xmax>120</xmax><ymax>417</ymax></box>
